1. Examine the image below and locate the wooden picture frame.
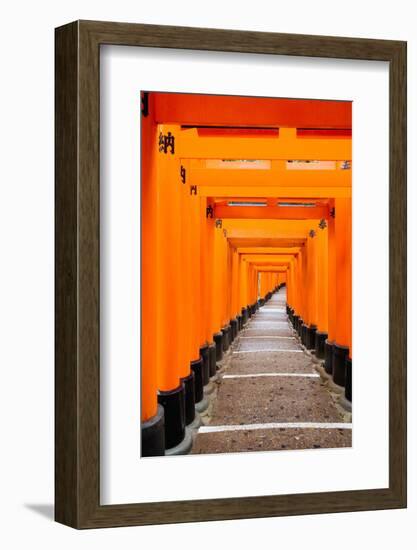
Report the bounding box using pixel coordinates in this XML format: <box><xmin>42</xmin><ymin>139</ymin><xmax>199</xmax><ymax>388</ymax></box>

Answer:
<box><xmin>55</xmin><ymin>20</ymin><xmax>407</xmax><ymax>528</ymax></box>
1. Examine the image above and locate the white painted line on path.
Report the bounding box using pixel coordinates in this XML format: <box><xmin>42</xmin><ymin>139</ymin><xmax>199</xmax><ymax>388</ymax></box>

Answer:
<box><xmin>240</xmin><ymin>336</ymin><xmax>295</xmax><ymax>340</ymax></box>
<box><xmin>249</xmin><ymin>321</ymin><xmax>289</xmax><ymax>326</ymax></box>
<box><xmin>222</xmin><ymin>372</ymin><xmax>319</xmax><ymax>379</ymax></box>
<box><xmin>233</xmin><ymin>349</ymin><xmax>302</xmax><ymax>354</ymax></box>
<box><xmin>199</xmin><ymin>422</ymin><xmax>352</xmax><ymax>434</ymax></box>
<box><xmin>259</xmin><ymin>308</ymin><xmax>286</xmax><ymax>312</ymax></box>
<box><xmin>242</xmin><ymin>328</ymin><xmax>292</xmax><ymax>332</ymax></box>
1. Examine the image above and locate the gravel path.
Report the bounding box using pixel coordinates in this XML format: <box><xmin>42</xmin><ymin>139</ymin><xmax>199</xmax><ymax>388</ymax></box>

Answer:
<box><xmin>191</xmin><ymin>288</ymin><xmax>352</xmax><ymax>455</ymax></box>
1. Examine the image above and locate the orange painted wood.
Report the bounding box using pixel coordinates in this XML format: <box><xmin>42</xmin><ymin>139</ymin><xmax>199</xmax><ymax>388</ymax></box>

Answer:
<box><xmin>188</xmin><ymin>188</ymin><xmax>202</xmax><ymax>360</ymax></box>
<box><xmin>334</xmin><ymin>198</ymin><xmax>352</xmax><ymax>350</ymax></box>
<box><xmin>316</xmin><ymin>225</ymin><xmax>329</xmax><ymax>333</ymax></box>
<box><xmin>296</xmin><ymin>251</ymin><xmax>304</xmax><ymax>320</ymax></box>
<box><xmin>152</xmin><ymin>92</ymin><xmax>352</xmax><ymax>129</ymax></box>
<box><xmin>179</xmin><ymin>128</ymin><xmax>351</xmax><ymax>160</ymax></box>
<box><xmin>205</xmin><ymin>207</ymin><xmax>216</xmax><ymax>339</ymax></box>
<box><xmin>212</xmin><ymin>222</ymin><xmax>224</xmax><ymax>332</ymax></box>
<box><xmin>308</xmin><ymin>234</ymin><xmax>318</xmax><ymax>327</ymax></box>
<box><xmin>198</xmin><ymin>186</ymin><xmax>351</xmax><ymax>198</ymax></box>
<box><xmin>327</xmin><ymin>204</ymin><xmax>337</xmax><ymax>342</ymax></box>
<box><xmin>155</xmin><ymin>124</ymin><xmax>183</xmax><ymax>391</ymax></box>
<box><xmin>190</xmin><ymin>163</ymin><xmax>351</xmax><ymax>189</ymax></box>
<box><xmin>143</xmin><ymin>93</ymin><xmax>353</xmax><ymax>417</ymax></box>
<box><xmin>301</xmin><ymin>247</ymin><xmax>309</xmax><ymax>323</ymax></box>
<box><xmin>199</xmin><ymin>197</ymin><xmax>210</xmax><ymax>345</ymax></box>
<box><xmin>231</xmin><ymin>247</ymin><xmax>240</xmax><ymax>317</ymax></box>
<box><xmin>239</xmin><ymin>257</ymin><xmax>248</xmax><ymax>308</ymax></box>
<box><xmin>140</xmin><ymin>99</ymin><xmax>158</xmax><ymax>421</ymax></box>
<box><xmin>179</xmin><ymin>163</ymin><xmax>192</xmax><ymax>374</ymax></box>
<box><xmin>214</xmin><ymin>205</ymin><xmax>329</xmax><ymax>220</ymax></box>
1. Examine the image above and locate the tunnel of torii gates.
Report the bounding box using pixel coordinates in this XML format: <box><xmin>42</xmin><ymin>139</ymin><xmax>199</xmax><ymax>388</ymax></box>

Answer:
<box><xmin>141</xmin><ymin>92</ymin><xmax>352</xmax><ymax>456</ymax></box>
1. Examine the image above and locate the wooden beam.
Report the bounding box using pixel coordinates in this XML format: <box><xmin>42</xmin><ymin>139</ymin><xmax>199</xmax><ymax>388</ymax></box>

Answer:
<box><xmin>254</xmin><ymin>267</ymin><xmax>288</xmax><ymax>272</ymax></box>
<box><xmin>198</xmin><ymin>186</ymin><xmax>351</xmax><ymax>198</ymax></box>
<box><xmin>241</xmin><ymin>254</ymin><xmax>295</xmax><ymax>262</ymax></box>
<box><xmin>179</xmin><ymin>128</ymin><xmax>351</xmax><ymax>160</ymax></box>
<box><xmin>236</xmin><ymin>247</ymin><xmax>301</xmax><ymax>254</ymax></box>
<box><xmin>153</xmin><ymin>93</ymin><xmax>352</xmax><ymax>128</ymax></box>
<box><xmin>189</xmin><ymin>160</ymin><xmax>351</xmax><ymax>188</ymax></box>
<box><xmin>216</xmin><ymin>205</ymin><xmax>328</xmax><ymax>220</ymax></box>
<box><xmin>230</xmin><ymin>238</ymin><xmax>306</xmax><ymax>248</ymax></box>
<box><xmin>223</xmin><ymin>219</ymin><xmax>313</xmax><ymax>240</ymax></box>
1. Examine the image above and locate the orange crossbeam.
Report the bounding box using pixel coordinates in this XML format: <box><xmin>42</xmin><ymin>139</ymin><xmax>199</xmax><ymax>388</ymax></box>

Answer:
<box><xmin>179</xmin><ymin>128</ymin><xmax>351</xmax><ymax>161</ymax></box>
<box><xmin>215</xmin><ymin>205</ymin><xmax>328</xmax><ymax>220</ymax></box>
<box><xmin>152</xmin><ymin>93</ymin><xmax>352</xmax><ymax>129</ymax></box>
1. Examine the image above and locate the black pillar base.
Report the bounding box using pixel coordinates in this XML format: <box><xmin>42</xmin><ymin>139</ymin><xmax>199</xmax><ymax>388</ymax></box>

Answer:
<box><xmin>247</xmin><ymin>304</ymin><xmax>252</xmax><ymax>318</ymax></box>
<box><xmin>208</xmin><ymin>342</ymin><xmax>217</xmax><ymax>377</ymax></box>
<box><xmin>301</xmin><ymin>323</ymin><xmax>308</xmax><ymax>346</ymax></box>
<box><xmin>242</xmin><ymin>307</ymin><xmax>248</xmax><ymax>325</ymax></box>
<box><xmin>230</xmin><ymin>317</ymin><xmax>238</xmax><ymax>341</ymax></box>
<box><xmin>293</xmin><ymin>315</ymin><xmax>300</xmax><ymax>331</ymax></box>
<box><xmin>332</xmin><ymin>343</ymin><xmax>349</xmax><ymax>387</ymax></box>
<box><xmin>297</xmin><ymin>318</ymin><xmax>303</xmax><ymax>337</ymax></box>
<box><xmin>141</xmin><ymin>404</ymin><xmax>165</xmax><ymax>457</ymax></box>
<box><xmin>324</xmin><ymin>340</ymin><xmax>334</xmax><ymax>375</ymax></box>
<box><xmin>315</xmin><ymin>331</ymin><xmax>328</xmax><ymax>359</ymax></box>
<box><xmin>199</xmin><ymin>344</ymin><xmax>210</xmax><ymax>386</ymax></box>
<box><xmin>180</xmin><ymin>371</ymin><xmax>196</xmax><ymax>425</ymax></box>
<box><xmin>157</xmin><ymin>384</ymin><xmax>185</xmax><ymax>450</ymax></box>
<box><xmin>191</xmin><ymin>358</ymin><xmax>204</xmax><ymax>403</ymax></box>
<box><xmin>213</xmin><ymin>331</ymin><xmax>223</xmax><ymax>361</ymax></box>
<box><xmin>237</xmin><ymin>314</ymin><xmax>243</xmax><ymax>331</ymax></box>
<box><xmin>305</xmin><ymin>324</ymin><xmax>317</xmax><ymax>350</ymax></box>
<box><xmin>222</xmin><ymin>324</ymin><xmax>231</xmax><ymax>351</ymax></box>
<box><xmin>345</xmin><ymin>357</ymin><xmax>352</xmax><ymax>401</ymax></box>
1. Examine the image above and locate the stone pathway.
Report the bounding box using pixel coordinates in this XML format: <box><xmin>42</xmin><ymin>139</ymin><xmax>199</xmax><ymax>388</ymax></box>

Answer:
<box><xmin>191</xmin><ymin>288</ymin><xmax>352</xmax><ymax>455</ymax></box>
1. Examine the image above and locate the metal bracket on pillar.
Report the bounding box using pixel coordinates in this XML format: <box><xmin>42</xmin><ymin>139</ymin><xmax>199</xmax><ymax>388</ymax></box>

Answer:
<box><xmin>318</xmin><ymin>218</ymin><xmax>327</xmax><ymax>229</ymax></box>
<box><xmin>309</xmin><ymin>229</ymin><xmax>316</xmax><ymax>238</ymax></box>
<box><xmin>141</xmin><ymin>92</ymin><xmax>149</xmax><ymax>117</ymax></box>
<box><xmin>180</xmin><ymin>165</ymin><xmax>186</xmax><ymax>183</ymax></box>
<box><xmin>158</xmin><ymin>132</ymin><xmax>175</xmax><ymax>154</ymax></box>
<box><xmin>190</xmin><ymin>185</ymin><xmax>197</xmax><ymax>195</ymax></box>
<box><xmin>206</xmin><ymin>205</ymin><xmax>214</xmax><ymax>218</ymax></box>
<box><xmin>330</xmin><ymin>207</ymin><xmax>335</xmax><ymax>218</ymax></box>
<box><xmin>215</xmin><ymin>219</ymin><xmax>222</xmax><ymax>228</ymax></box>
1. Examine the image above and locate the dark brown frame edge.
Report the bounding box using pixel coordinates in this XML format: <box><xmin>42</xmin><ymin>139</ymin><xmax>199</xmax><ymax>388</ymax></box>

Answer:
<box><xmin>55</xmin><ymin>20</ymin><xmax>407</xmax><ymax>529</ymax></box>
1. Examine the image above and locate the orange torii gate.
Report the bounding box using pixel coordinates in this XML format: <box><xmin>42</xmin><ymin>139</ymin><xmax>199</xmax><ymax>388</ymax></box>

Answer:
<box><xmin>140</xmin><ymin>91</ymin><xmax>352</xmax><ymax>456</ymax></box>
<box><xmin>240</xmin><ymin>257</ymin><xmax>292</xmax><ymax>311</ymax></box>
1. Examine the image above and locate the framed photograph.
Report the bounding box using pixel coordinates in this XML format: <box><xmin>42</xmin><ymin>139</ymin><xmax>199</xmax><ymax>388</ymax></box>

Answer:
<box><xmin>55</xmin><ymin>20</ymin><xmax>406</xmax><ymax>528</ymax></box>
